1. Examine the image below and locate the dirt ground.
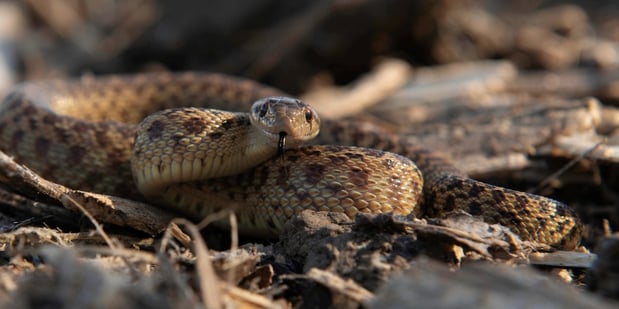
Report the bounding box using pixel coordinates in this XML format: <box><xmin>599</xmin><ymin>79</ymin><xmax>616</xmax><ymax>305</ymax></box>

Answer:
<box><xmin>0</xmin><ymin>1</ymin><xmax>619</xmax><ymax>308</ymax></box>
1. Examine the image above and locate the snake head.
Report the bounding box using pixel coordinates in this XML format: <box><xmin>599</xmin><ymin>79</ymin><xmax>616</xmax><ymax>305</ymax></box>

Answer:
<box><xmin>250</xmin><ymin>96</ymin><xmax>320</xmax><ymax>149</ymax></box>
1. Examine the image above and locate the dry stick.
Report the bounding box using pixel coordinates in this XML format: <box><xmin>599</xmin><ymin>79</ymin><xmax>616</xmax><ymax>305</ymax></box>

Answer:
<box><xmin>74</xmin><ymin>245</ymin><xmax>158</xmax><ymax>264</ymax></box>
<box><xmin>0</xmin><ymin>187</ymin><xmax>79</xmax><ymax>227</ymax></box>
<box><xmin>228</xmin><ymin>212</ymin><xmax>239</xmax><ymax>252</ymax></box>
<box><xmin>188</xmin><ymin>220</ymin><xmax>222</xmax><ymax>309</ymax></box>
<box><xmin>194</xmin><ymin>205</ymin><xmax>241</xmax><ymax>256</ymax></box>
<box><xmin>407</xmin><ymin>221</ymin><xmax>519</xmax><ymax>257</ymax></box>
<box><xmin>160</xmin><ymin>218</ymin><xmax>222</xmax><ymax>308</ymax></box>
<box><xmin>60</xmin><ymin>194</ymin><xmax>141</xmax><ymax>279</ymax></box>
<box><xmin>154</xmin><ymin>229</ymin><xmax>199</xmax><ymax>307</ymax></box>
<box><xmin>194</xmin><ymin>207</ymin><xmax>241</xmax><ymax>285</ymax></box>
<box><xmin>184</xmin><ymin>209</ymin><xmax>242</xmax><ymax>287</ymax></box>
<box><xmin>529</xmin><ymin>140</ymin><xmax>605</xmax><ymax>194</ymax></box>
<box><xmin>0</xmin><ymin>150</ymin><xmax>68</xmax><ymax>201</ymax></box>
<box><xmin>157</xmin><ymin>252</ymin><xmax>199</xmax><ymax>307</ymax></box>
<box><xmin>24</xmin><ymin>0</ymin><xmax>83</xmax><ymax>38</ymax></box>
<box><xmin>222</xmin><ymin>285</ymin><xmax>281</xmax><ymax>308</ymax></box>
<box><xmin>6</xmin><ymin>226</ymin><xmax>70</xmax><ymax>248</ymax></box>
<box><xmin>160</xmin><ymin>218</ymin><xmax>280</xmax><ymax>308</ymax></box>
<box><xmin>602</xmin><ymin>219</ymin><xmax>612</xmax><ymax>236</ymax></box>
<box><xmin>524</xmin><ymin>251</ymin><xmax>596</xmax><ymax>268</ymax></box>
<box><xmin>226</xmin><ymin>212</ymin><xmax>240</xmax><ymax>287</ymax></box>
<box><xmin>61</xmin><ymin>195</ymin><xmax>116</xmax><ymax>248</ymax></box>
<box><xmin>166</xmin><ymin>223</ymin><xmax>193</xmax><ymax>249</ymax></box>
<box><xmin>303</xmin><ymin>59</ymin><xmax>412</xmax><ymax>118</ymax></box>
<box><xmin>306</xmin><ymin>268</ymin><xmax>373</xmax><ymax>303</ymax></box>
<box><xmin>196</xmin><ymin>208</ymin><xmax>235</xmax><ymax>230</ymax></box>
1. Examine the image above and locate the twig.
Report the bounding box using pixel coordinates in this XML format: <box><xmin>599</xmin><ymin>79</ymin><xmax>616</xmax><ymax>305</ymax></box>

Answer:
<box><xmin>160</xmin><ymin>218</ymin><xmax>222</xmax><ymax>308</ymax></box>
<box><xmin>530</xmin><ymin>139</ymin><xmax>604</xmax><ymax>194</ymax></box>
<box><xmin>60</xmin><ymin>194</ymin><xmax>141</xmax><ymax>279</ymax></box>
<box><xmin>289</xmin><ymin>268</ymin><xmax>373</xmax><ymax>303</ymax></box>
<box><xmin>518</xmin><ymin>251</ymin><xmax>596</xmax><ymax>268</ymax></box>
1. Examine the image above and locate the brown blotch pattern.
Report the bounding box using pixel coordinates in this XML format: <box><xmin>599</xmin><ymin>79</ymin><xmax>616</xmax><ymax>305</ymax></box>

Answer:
<box><xmin>327</xmin><ymin>154</ymin><xmax>348</xmax><ymax>165</ymax></box>
<box><xmin>442</xmin><ymin>194</ymin><xmax>456</xmax><ymax>213</ymax></box>
<box><xmin>42</xmin><ymin>113</ymin><xmax>57</xmax><ymax>125</ymax></box>
<box><xmin>10</xmin><ymin>130</ymin><xmax>24</xmax><ymax>149</ymax></box>
<box><xmin>21</xmin><ymin>104</ymin><xmax>37</xmax><ymax>116</ymax></box>
<box><xmin>466</xmin><ymin>201</ymin><xmax>482</xmax><ymax>216</ymax></box>
<box><xmin>276</xmin><ymin>166</ymin><xmax>289</xmax><ymax>187</ymax></box>
<box><xmin>147</xmin><ymin>120</ymin><xmax>165</xmax><ymax>140</ymax></box>
<box><xmin>34</xmin><ymin>137</ymin><xmax>51</xmax><ymax>158</ymax></box>
<box><xmin>54</xmin><ymin>127</ymin><xmax>70</xmax><ymax>143</ymax></box>
<box><xmin>68</xmin><ymin>145</ymin><xmax>87</xmax><ymax>164</ymax></box>
<box><xmin>514</xmin><ymin>193</ymin><xmax>529</xmax><ymax>208</ymax></box>
<box><xmin>71</xmin><ymin>121</ymin><xmax>89</xmax><ymax>133</ymax></box>
<box><xmin>284</xmin><ymin>154</ymin><xmax>299</xmax><ymax>163</ymax></box>
<box><xmin>95</xmin><ymin>127</ymin><xmax>111</xmax><ymax>149</ymax></box>
<box><xmin>344</xmin><ymin>152</ymin><xmax>364</xmax><ymax>160</ymax></box>
<box><xmin>466</xmin><ymin>183</ymin><xmax>484</xmax><ymax>198</ymax></box>
<box><xmin>258</xmin><ymin>167</ymin><xmax>270</xmax><ymax>186</ymax></box>
<box><xmin>347</xmin><ymin>167</ymin><xmax>369</xmax><ymax>188</ymax></box>
<box><xmin>28</xmin><ymin>118</ymin><xmax>39</xmax><ymax>130</ymax></box>
<box><xmin>495</xmin><ymin>207</ymin><xmax>517</xmax><ymax>225</ymax></box>
<box><xmin>301</xmin><ymin>148</ymin><xmax>322</xmax><ymax>157</ymax></box>
<box><xmin>106</xmin><ymin>146</ymin><xmax>130</xmax><ymax>167</ymax></box>
<box><xmin>304</xmin><ymin>163</ymin><xmax>326</xmax><ymax>185</ymax></box>
<box><xmin>208</xmin><ymin>132</ymin><xmax>224</xmax><ymax>139</ymax></box>
<box><xmin>183</xmin><ymin>116</ymin><xmax>207</xmax><ymax>134</ymax></box>
<box><xmin>490</xmin><ymin>189</ymin><xmax>506</xmax><ymax>206</ymax></box>
<box><xmin>360</xmin><ymin>147</ymin><xmax>384</xmax><ymax>158</ymax></box>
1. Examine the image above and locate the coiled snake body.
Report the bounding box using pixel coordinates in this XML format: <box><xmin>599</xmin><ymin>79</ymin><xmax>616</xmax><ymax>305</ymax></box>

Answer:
<box><xmin>0</xmin><ymin>72</ymin><xmax>583</xmax><ymax>249</ymax></box>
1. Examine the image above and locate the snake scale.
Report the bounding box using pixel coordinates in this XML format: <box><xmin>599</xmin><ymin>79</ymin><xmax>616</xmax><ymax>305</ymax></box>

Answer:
<box><xmin>0</xmin><ymin>72</ymin><xmax>583</xmax><ymax>249</ymax></box>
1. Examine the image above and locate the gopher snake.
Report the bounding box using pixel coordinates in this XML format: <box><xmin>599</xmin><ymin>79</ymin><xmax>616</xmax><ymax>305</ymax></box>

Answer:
<box><xmin>0</xmin><ymin>72</ymin><xmax>582</xmax><ymax>249</ymax></box>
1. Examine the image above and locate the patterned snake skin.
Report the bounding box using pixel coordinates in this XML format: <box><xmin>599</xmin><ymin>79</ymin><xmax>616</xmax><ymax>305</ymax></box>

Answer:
<box><xmin>0</xmin><ymin>72</ymin><xmax>583</xmax><ymax>249</ymax></box>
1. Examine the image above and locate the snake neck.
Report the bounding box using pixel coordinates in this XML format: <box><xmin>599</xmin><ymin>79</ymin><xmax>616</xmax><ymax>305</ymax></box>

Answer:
<box><xmin>132</xmin><ymin>110</ymin><xmax>282</xmax><ymax>196</ymax></box>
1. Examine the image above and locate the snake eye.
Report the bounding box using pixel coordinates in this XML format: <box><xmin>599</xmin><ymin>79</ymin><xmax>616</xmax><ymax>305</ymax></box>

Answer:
<box><xmin>258</xmin><ymin>103</ymin><xmax>268</xmax><ymax>117</ymax></box>
<box><xmin>305</xmin><ymin>109</ymin><xmax>313</xmax><ymax>122</ymax></box>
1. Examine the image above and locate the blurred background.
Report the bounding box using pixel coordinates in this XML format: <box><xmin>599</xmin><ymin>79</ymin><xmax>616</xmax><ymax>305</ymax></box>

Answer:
<box><xmin>1</xmin><ymin>0</ymin><xmax>618</xmax><ymax>94</ymax></box>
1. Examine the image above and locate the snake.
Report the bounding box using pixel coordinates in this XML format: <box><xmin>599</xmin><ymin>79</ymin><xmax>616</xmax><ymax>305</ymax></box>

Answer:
<box><xmin>0</xmin><ymin>72</ymin><xmax>583</xmax><ymax>249</ymax></box>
